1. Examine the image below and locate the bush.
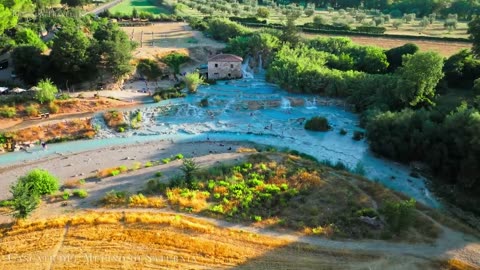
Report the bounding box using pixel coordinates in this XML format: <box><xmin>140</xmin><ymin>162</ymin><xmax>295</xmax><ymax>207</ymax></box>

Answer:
<box><xmin>353</xmin><ymin>131</ymin><xmax>365</xmax><ymax>141</ymax></box>
<box><xmin>304</xmin><ymin>116</ymin><xmax>330</xmax><ymax>131</ymax></box>
<box><xmin>72</xmin><ymin>189</ymin><xmax>88</xmax><ymax>198</ymax></box>
<box><xmin>10</xmin><ymin>181</ymin><xmax>40</xmax><ymax>219</ymax></box>
<box><xmin>184</xmin><ymin>72</ymin><xmax>204</xmax><ymax>93</ymax></box>
<box><xmin>256</xmin><ymin>7</ymin><xmax>270</xmax><ymax>18</ymax></box>
<box><xmin>0</xmin><ymin>105</ymin><xmax>16</xmax><ymax>118</ymax></box>
<box><xmin>153</xmin><ymin>95</ymin><xmax>162</xmax><ymax>102</ymax></box>
<box><xmin>381</xmin><ymin>199</ymin><xmax>416</xmax><ymax>233</ymax></box>
<box><xmin>175</xmin><ymin>153</ymin><xmax>184</xmax><ymax>160</ymax></box>
<box><xmin>48</xmin><ymin>101</ymin><xmax>59</xmax><ymax>114</ymax></box>
<box><xmin>25</xmin><ymin>104</ymin><xmax>39</xmax><ymax>117</ymax></box>
<box><xmin>18</xmin><ymin>169</ymin><xmax>60</xmax><ymax>195</ymax></box>
<box><xmin>339</xmin><ymin>128</ymin><xmax>347</xmax><ymax>135</ymax></box>
<box><xmin>62</xmin><ymin>191</ymin><xmax>70</xmax><ymax>200</ymax></box>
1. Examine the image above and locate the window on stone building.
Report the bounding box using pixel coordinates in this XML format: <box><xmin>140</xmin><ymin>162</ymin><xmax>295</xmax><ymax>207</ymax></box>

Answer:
<box><xmin>215</xmin><ymin>63</ymin><xmax>218</xmax><ymax>67</ymax></box>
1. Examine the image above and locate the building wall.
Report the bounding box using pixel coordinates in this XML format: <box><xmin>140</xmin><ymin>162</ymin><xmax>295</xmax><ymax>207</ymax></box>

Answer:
<box><xmin>208</xmin><ymin>61</ymin><xmax>242</xmax><ymax>80</ymax></box>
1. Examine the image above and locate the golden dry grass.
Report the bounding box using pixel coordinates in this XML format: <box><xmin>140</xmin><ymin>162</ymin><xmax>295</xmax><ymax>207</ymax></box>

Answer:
<box><xmin>236</xmin><ymin>147</ymin><xmax>258</xmax><ymax>153</ymax></box>
<box><xmin>0</xmin><ymin>211</ymin><xmax>441</xmax><ymax>269</ymax></box>
<box><xmin>13</xmin><ymin>119</ymin><xmax>95</xmax><ymax>143</ymax></box>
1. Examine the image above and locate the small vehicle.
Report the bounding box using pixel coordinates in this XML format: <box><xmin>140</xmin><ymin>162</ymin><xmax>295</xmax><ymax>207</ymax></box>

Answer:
<box><xmin>0</xmin><ymin>60</ymin><xmax>8</xmax><ymax>70</ymax></box>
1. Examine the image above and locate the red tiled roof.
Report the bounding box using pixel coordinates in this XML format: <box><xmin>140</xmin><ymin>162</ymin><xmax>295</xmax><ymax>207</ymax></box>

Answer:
<box><xmin>208</xmin><ymin>54</ymin><xmax>243</xmax><ymax>62</ymax></box>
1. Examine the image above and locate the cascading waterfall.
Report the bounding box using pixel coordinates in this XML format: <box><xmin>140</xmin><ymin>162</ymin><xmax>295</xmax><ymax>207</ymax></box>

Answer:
<box><xmin>242</xmin><ymin>57</ymin><xmax>254</xmax><ymax>79</ymax></box>
<box><xmin>305</xmin><ymin>97</ymin><xmax>317</xmax><ymax>109</ymax></box>
<box><xmin>281</xmin><ymin>97</ymin><xmax>292</xmax><ymax>109</ymax></box>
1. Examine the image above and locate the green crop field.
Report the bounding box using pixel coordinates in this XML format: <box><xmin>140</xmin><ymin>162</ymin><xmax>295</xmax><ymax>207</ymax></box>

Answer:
<box><xmin>109</xmin><ymin>0</ymin><xmax>171</xmax><ymax>15</ymax></box>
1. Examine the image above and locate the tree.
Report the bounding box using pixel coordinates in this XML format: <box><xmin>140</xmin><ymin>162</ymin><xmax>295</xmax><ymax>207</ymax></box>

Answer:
<box><xmin>353</xmin><ymin>46</ymin><xmax>389</xmax><ymax>74</ymax></box>
<box><xmin>385</xmin><ymin>43</ymin><xmax>419</xmax><ymax>72</ymax></box>
<box><xmin>184</xmin><ymin>72</ymin><xmax>204</xmax><ymax>93</ymax></box>
<box><xmin>181</xmin><ymin>158</ymin><xmax>198</xmax><ymax>187</ymax></box>
<box><xmin>381</xmin><ymin>199</ymin><xmax>416</xmax><ymax>233</ymax></box>
<box><xmin>468</xmin><ymin>16</ymin><xmax>480</xmax><ymax>58</ymax></box>
<box><xmin>256</xmin><ymin>7</ymin><xmax>270</xmax><ymax>18</ymax></box>
<box><xmin>205</xmin><ymin>18</ymin><xmax>248</xmax><ymax>42</ymax></box>
<box><xmin>137</xmin><ymin>59</ymin><xmax>162</xmax><ymax>82</ymax></box>
<box><xmin>14</xmin><ymin>28</ymin><xmax>47</xmax><ymax>51</ymax></box>
<box><xmin>305</xmin><ymin>116</ymin><xmax>330</xmax><ymax>131</ymax></box>
<box><xmin>93</xmin><ymin>22</ymin><xmax>136</xmax><ymax>79</ymax></box>
<box><xmin>280</xmin><ymin>13</ymin><xmax>300</xmax><ymax>46</ymax></box>
<box><xmin>161</xmin><ymin>52</ymin><xmax>189</xmax><ymax>76</ymax></box>
<box><xmin>392</xmin><ymin>20</ymin><xmax>403</xmax><ymax>29</ymax></box>
<box><xmin>304</xmin><ymin>8</ymin><xmax>314</xmax><ymax>17</ymax></box>
<box><xmin>19</xmin><ymin>169</ymin><xmax>60</xmax><ymax>195</ymax></box>
<box><xmin>11</xmin><ymin>45</ymin><xmax>48</xmax><ymax>85</ymax></box>
<box><xmin>35</xmin><ymin>79</ymin><xmax>58</xmax><ymax>104</ymax></box>
<box><xmin>313</xmin><ymin>15</ymin><xmax>327</xmax><ymax>26</ymax></box>
<box><xmin>443</xmin><ymin>49</ymin><xmax>480</xmax><ymax>88</ymax></box>
<box><xmin>0</xmin><ymin>4</ymin><xmax>17</xmax><ymax>35</ymax></box>
<box><xmin>10</xmin><ymin>180</ymin><xmax>39</xmax><ymax>219</ymax></box>
<box><xmin>132</xmin><ymin>7</ymin><xmax>138</xmax><ymax>18</ymax></box>
<box><xmin>50</xmin><ymin>26</ymin><xmax>94</xmax><ymax>84</ymax></box>
<box><xmin>396</xmin><ymin>52</ymin><xmax>444</xmax><ymax>106</ymax></box>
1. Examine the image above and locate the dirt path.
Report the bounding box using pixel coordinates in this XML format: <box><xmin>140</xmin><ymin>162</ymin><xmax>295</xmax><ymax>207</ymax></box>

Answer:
<box><xmin>75</xmin><ymin>208</ymin><xmax>479</xmax><ymax>267</ymax></box>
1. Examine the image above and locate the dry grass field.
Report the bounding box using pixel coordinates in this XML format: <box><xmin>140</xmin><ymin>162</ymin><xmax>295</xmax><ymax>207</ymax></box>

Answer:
<box><xmin>302</xmin><ymin>33</ymin><xmax>471</xmax><ymax>57</ymax></box>
<box><xmin>121</xmin><ymin>22</ymin><xmax>224</xmax><ymax>60</ymax></box>
<box><xmin>0</xmin><ymin>211</ymin><xmax>459</xmax><ymax>270</ymax></box>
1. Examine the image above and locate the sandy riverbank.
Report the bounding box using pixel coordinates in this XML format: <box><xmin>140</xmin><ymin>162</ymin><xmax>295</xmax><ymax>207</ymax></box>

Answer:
<box><xmin>0</xmin><ymin>140</ymin><xmax>255</xmax><ymax>201</ymax></box>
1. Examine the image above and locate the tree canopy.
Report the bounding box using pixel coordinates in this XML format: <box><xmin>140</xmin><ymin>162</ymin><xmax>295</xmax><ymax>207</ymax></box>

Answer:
<box><xmin>35</xmin><ymin>78</ymin><xmax>58</xmax><ymax>104</ymax></box>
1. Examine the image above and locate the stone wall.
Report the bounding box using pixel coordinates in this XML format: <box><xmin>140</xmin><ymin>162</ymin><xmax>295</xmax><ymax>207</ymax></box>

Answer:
<box><xmin>208</xmin><ymin>61</ymin><xmax>242</xmax><ymax>80</ymax></box>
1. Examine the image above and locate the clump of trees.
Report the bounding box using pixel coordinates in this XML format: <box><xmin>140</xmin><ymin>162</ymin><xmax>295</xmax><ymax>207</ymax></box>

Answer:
<box><xmin>10</xmin><ymin>169</ymin><xmax>60</xmax><ymax>219</ymax></box>
<box><xmin>305</xmin><ymin>116</ymin><xmax>331</xmax><ymax>131</ymax></box>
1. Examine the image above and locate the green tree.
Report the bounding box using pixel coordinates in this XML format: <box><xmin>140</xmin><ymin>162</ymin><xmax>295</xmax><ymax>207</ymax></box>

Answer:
<box><xmin>161</xmin><ymin>52</ymin><xmax>189</xmax><ymax>76</ymax></box>
<box><xmin>205</xmin><ymin>18</ymin><xmax>248</xmax><ymax>42</ymax></box>
<box><xmin>184</xmin><ymin>72</ymin><xmax>204</xmax><ymax>93</ymax></box>
<box><xmin>11</xmin><ymin>45</ymin><xmax>48</xmax><ymax>85</ymax></box>
<box><xmin>385</xmin><ymin>43</ymin><xmax>419</xmax><ymax>72</ymax></box>
<box><xmin>181</xmin><ymin>158</ymin><xmax>198</xmax><ymax>187</ymax></box>
<box><xmin>137</xmin><ymin>59</ymin><xmax>162</xmax><ymax>82</ymax></box>
<box><xmin>93</xmin><ymin>22</ymin><xmax>136</xmax><ymax>79</ymax></box>
<box><xmin>395</xmin><ymin>52</ymin><xmax>444</xmax><ymax>106</ymax></box>
<box><xmin>10</xmin><ymin>180</ymin><xmax>40</xmax><ymax>219</ymax></box>
<box><xmin>35</xmin><ymin>79</ymin><xmax>58</xmax><ymax>104</ymax></box>
<box><xmin>14</xmin><ymin>28</ymin><xmax>47</xmax><ymax>51</ymax></box>
<box><xmin>0</xmin><ymin>4</ymin><xmax>17</xmax><ymax>35</ymax></box>
<box><xmin>280</xmin><ymin>13</ymin><xmax>300</xmax><ymax>46</ymax></box>
<box><xmin>468</xmin><ymin>16</ymin><xmax>480</xmax><ymax>58</ymax></box>
<box><xmin>19</xmin><ymin>168</ymin><xmax>60</xmax><ymax>195</ymax></box>
<box><xmin>382</xmin><ymin>198</ymin><xmax>416</xmax><ymax>233</ymax></box>
<box><xmin>50</xmin><ymin>26</ymin><xmax>94</xmax><ymax>84</ymax></box>
<box><xmin>256</xmin><ymin>7</ymin><xmax>270</xmax><ymax>18</ymax></box>
<box><xmin>132</xmin><ymin>7</ymin><xmax>138</xmax><ymax>18</ymax></box>
<box><xmin>313</xmin><ymin>15</ymin><xmax>327</xmax><ymax>26</ymax></box>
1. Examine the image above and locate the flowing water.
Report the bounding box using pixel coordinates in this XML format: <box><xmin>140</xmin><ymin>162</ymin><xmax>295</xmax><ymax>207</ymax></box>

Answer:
<box><xmin>0</xmin><ymin>66</ymin><xmax>439</xmax><ymax>207</ymax></box>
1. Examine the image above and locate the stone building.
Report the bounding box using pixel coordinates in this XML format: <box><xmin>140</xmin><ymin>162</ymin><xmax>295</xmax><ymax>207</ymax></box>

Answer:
<box><xmin>207</xmin><ymin>54</ymin><xmax>243</xmax><ymax>80</ymax></box>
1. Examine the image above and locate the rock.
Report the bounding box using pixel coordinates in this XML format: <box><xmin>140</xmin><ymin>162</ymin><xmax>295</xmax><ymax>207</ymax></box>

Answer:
<box><xmin>359</xmin><ymin>216</ymin><xmax>383</xmax><ymax>229</ymax></box>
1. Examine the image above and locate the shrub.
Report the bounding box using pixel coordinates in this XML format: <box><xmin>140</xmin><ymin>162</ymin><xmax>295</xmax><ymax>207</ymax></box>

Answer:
<box><xmin>0</xmin><ymin>105</ymin><xmax>16</xmax><ymax>118</ymax></box>
<box><xmin>145</xmin><ymin>179</ymin><xmax>168</xmax><ymax>194</ymax></box>
<box><xmin>72</xmin><ymin>189</ymin><xmax>88</xmax><ymax>198</ymax></box>
<box><xmin>175</xmin><ymin>153</ymin><xmax>184</xmax><ymax>160</ymax></box>
<box><xmin>110</xmin><ymin>170</ymin><xmax>120</xmax><ymax>176</ymax></box>
<box><xmin>119</xmin><ymin>165</ymin><xmax>128</xmax><ymax>172</ymax></box>
<box><xmin>339</xmin><ymin>128</ymin><xmax>347</xmax><ymax>135</ymax></box>
<box><xmin>145</xmin><ymin>161</ymin><xmax>153</xmax><ymax>167</ymax></box>
<box><xmin>162</xmin><ymin>158</ymin><xmax>171</xmax><ymax>164</ymax></box>
<box><xmin>184</xmin><ymin>72</ymin><xmax>204</xmax><ymax>93</ymax></box>
<box><xmin>181</xmin><ymin>158</ymin><xmax>198</xmax><ymax>186</ymax></box>
<box><xmin>118</xmin><ymin>127</ymin><xmax>125</xmax><ymax>133</ymax></box>
<box><xmin>353</xmin><ymin>130</ymin><xmax>365</xmax><ymax>141</ymax></box>
<box><xmin>10</xmin><ymin>181</ymin><xmax>40</xmax><ymax>219</ymax></box>
<box><xmin>102</xmin><ymin>190</ymin><xmax>129</xmax><ymax>205</ymax></box>
<box><xmin>381</xmin><ymin>199</ymin><xmax>416</xmax><ymax>233</ymax></box>
<box><xmin>257</xmin><ymin>7</ymin><xmax>270</xmax><ymax>18</ymax></box>
<box><xmin>48</xmin><ymin>101</ymin><xmax>59</xmax><ymax>114</ymax></box>
<box><xmin>25</xmin><ymin>104</ymin><xmax>39</xmax><ymax>117</ymax></box>
<box><xmin>305</xmin><ymin>116</ymin><xmax>331</xmax><ymax>131</ymax></box>
<box><xmin>154</xmin><ymin>171</ymin><xmax>163</xmax><ymax>177</ymax></box>
<box><xmin>153</xmin><ymin>95</ymin><xmax>162</xmax><ymax>102</ymax></box>
<box><xmin>62</xmin><ymin>191</ymin><xmax>70</xmax><ymax>200</ymax></box>
<box><xmin>132</xmin><ymin>162</ymin><xmax>142</xmax><ymax>170</ymax></box>
<box><xmin>18</xmin><ymin>169</ymin><xmax>60</xmax><ymax>195</ymax></box>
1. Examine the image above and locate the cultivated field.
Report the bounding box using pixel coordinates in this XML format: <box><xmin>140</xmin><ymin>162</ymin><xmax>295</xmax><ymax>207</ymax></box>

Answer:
<box><xmin>121</xmin><ymin>22</ymin><xmax>224</xmax><ymax>59</ymax></box>
<box><xmin>0</xmin><ymin>211</ymin><xmax>464</xmax><ymax>270</ymax></box>
<box><xmin>301</xmin><ymin>32</ymin><xmax>472</xmax><ymax>57</ymax></box>
<box><xmin>109</xmin><ymin>0</ymin><xmax>170</xmax><ymax>14</ymax></box>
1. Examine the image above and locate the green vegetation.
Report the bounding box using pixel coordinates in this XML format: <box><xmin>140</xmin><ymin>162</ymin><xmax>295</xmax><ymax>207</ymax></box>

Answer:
<box><xmin>35</xmin><ymin>79</ymin><xmax>58</xmax><ymax>104</ymax></box>
<box><xmin>109</xmin><ymin>0</ymin><xmax>171</xmax><ymax>15</ymax></box>
<box><xmin>137</xmin><ymin>59</ymin><xmax>163</xmax><ymax>82</ymax></box>
<box><xmin>304</xmin><ymin>116</ymin><xmax>330</xmax><ymax>131</ymax></box>
<box><xmin>0</xmin><ymin>105</ymin><xmax>16</xmax><ymax>118</ymax></box>
<box><xmin>161</xmin><ymin>52</ymin><xmax>190</xmax><ymax>76</ymax></box>
<box><xmin>72</xmin><ymin>189</ymin><xmax>89</xmax><ymax>198</ymax></box>
<box><xmin>19</xmin><ymin>169</ymin><xmax>60</xmax><ymax>195</ymax></box>
<box><xmin>152</xmin><ymin>153</ymin><xmax>432</xmax><ymax>239</ymax></box>
<box><xmin>184</xmin><ymin>72</ymin><xmax>204</xmax><ymax>93</ymax></box>
<box><xmin>9</xmin><ymin>169</ymin><xmax>59</xmax><ymax>219</ymax></box>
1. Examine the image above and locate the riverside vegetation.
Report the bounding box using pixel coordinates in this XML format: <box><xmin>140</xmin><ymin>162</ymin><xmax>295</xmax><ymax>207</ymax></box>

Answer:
<box><xmin>189</xmin><ymin>15</ymin><xmax>480</xmax><ymax>215</ymax></box>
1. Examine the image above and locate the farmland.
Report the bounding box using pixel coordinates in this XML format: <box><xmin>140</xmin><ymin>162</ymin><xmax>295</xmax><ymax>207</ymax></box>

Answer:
<box><xmin>109</xmin><ymin>0</ymin><xmax>171</xmax><ymax>15</ymax></box>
